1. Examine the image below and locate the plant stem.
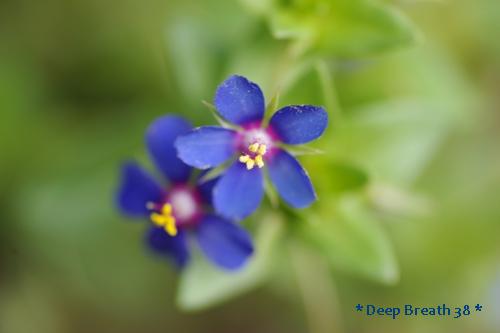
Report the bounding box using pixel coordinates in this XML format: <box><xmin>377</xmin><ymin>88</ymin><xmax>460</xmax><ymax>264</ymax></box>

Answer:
<box><xmin>316</xmin><ymin>60</ymin><xmax>342</xmax><ymax>130</ymax></box>
<box><xmin>289</xmin><ymin>242</ymin><xmax>343</xmax><ymax>333</ymax></box>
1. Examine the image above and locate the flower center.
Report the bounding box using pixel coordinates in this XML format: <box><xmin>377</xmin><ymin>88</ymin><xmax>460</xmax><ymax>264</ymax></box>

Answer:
<box><xmin>169</xmin><ymin>188</ymin><xmax>198</xmax><ymax>222</ymax></box>
<box><xmin>238</xmin><ymin>128</ymin><xmax>274</xmax><ymax>170</ymax></box>
<box><xmin>239</xmin><ymin>142</ymin><xmax>267</xmax><ymax>170</ymax></box>
<box><xmin>147</xmin><ymin>186</ymin><xmax>201</xmax><ymax>236</ymax></box>
<box><xmin>149</xmin><ymin>203</ymin><xmax>177</xmax><ymax>236</ymax></box>
<box><xmin>243</xmin><ymin>128</ymin><xmax>273</xmax><ymax>148</ymax></box>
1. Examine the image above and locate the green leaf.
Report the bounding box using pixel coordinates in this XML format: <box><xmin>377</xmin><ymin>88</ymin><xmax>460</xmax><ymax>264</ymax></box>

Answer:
<box><xmin>262</xmin><ymin>90</ymin><xmax>280</xmax><ymax>126</ymax></box>
<box><xmin>303</xmin><ymin>157</ymin><xmax>369</xmax><ymax>195</ymax></box>
<box><xmin>323</xmin><ymin>161</ymin><xmax>369</xmax><ymax>194</ymax></box>
<box><xmin>334</xmin><ymin>99</ymin><xmax>449</xmax><ymax>186</ymax></box>
<box><xmin>270</xmin><ymin>0</ymin><xmax>420</xmax><ymax>57</ymax></box>
<box><xmin>176</xmin><ymin>215</ymin><xmax>284</xmax><ymax>311</ymax></box>
<box><xmin>298</xmin><ymin>195</ymin><xmax>399</xmax><ymax>284</ymax></box>
<box><xmin>239</xmin><ymin>0</ymin><xmax>273</xmax><ymax>15</ymax></box>
<box><xmin>165</xmin><ymin>19</ymin><xmax>215</xmax><ymax>111</ymax></box>
<box><xmin>315</xmin><ymin>60</ymin><xmax>342</xmax><ymax>128</ymax></box>
<box><xmin>198</xmin><ymin>159</ymin><xmax>234</xmax><ymax>183</ymax></box>
<box><xmin>282</xmin><ymin>144</ymin><xmax>325</xmax><ymax>156</ymax></box>
<box><xmin>263</xmin><ymin>176</ymin><xmax>279</xmax><ymax>208</ymax></box>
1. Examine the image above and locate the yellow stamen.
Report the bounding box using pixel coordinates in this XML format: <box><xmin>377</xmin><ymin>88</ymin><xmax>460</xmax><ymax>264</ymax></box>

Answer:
<box><xmin>164</xmin><ymin>216</ymin><xmax>177</xmax><ymax>236</ymax></box>
<box><xmin>249</xmin><ymin>143</ymin><xmax>259</xmax><ymax>153</ymax></box>
<box><xmin>162</xmin><ymin>203</ymin><xmax>172</xmax><ymax>215</ymax></box>
<box><xmin>149</xmin><ymin>203</ymin><xmax>177</xmax><ymax>236</ymax></box>
<box><xmin>246</xmin><ymin>159</ymin><xmax>255</xmax><ymax>170</ymax></box>
<box><xmin>239</xmin><ymin>154</ymin><xmax>250</xmax><ymax>163</ymax></box>
<box><xmin>255</xmin><ymin>154</ymin><xmax>264</xmax><ymax>168</ymax></box>
<box><xmin>239</xmin><ymin>142</ymin><xmax>268</xmax><ymax>170</ymax></box>
<box><xmin>257</xmin><ymin>144</ymin><xmax>267</xmax><ymax>155</ymax></box>
<box><xmin>150</xmin><ymin>212</ymin><xmax>166</xmax><ymax>226</ymax></box>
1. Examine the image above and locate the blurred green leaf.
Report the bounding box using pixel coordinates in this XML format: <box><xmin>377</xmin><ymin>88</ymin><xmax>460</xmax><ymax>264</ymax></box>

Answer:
<box><xmin>0</xmin><ymin>58</ymin><xmax>43</xmax><ymax>182</ymax></box>
<box><xmin>263</xmin><ymin>90</ymin><xmax>280</xmax><ymax>125</ymax></box>
<box><xmin>366</xmin><ymin>183</ymin><xmax>432</xmax><ymax>219</ymax></box>
<box><xmin>304</xmin><ymin>157</ymin><xmax>369</xmax><ymax>196</ymax></box>
<box><xmin>165</xmin><ymin>19</ymin><xmax>217</xmax><ymax>112</ymax></box>
<box><xmin>298</xmin><ymin>195</ymin><xmax>399</xmax><ymax>284</ymax></box>
<box><xmin>269</xmin><ymin>0</ymin><xmax>419</xmax><ymax>57</ymax></box>
<box><xmin>176</xmin><ymin>215</ymin><xmax>283</xmax><ymax>311</ymax></box>
<box><xmin>334</xmin><ymin>99</ymin><xmax>450</xmax><ymax>186</ymax></box>
<box><xmin>240</xmin><ymin>0</ymin><xmax>273</xmax><ymax>15</ymax></box>
<box><xmin>225</xmin><ymin>39</ymin><xmax>287</xmax><ymax>95</ymax></box>
<box><xmin>324</xmin><ymin>161</ymin><xmax>369</xmax><ymax>193</ymax></box>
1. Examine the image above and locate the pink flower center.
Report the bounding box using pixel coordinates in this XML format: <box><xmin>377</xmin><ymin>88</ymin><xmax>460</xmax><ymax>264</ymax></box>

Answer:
<box><xmin>148</xmin><ymin>185</ymin><xmax>202</xmax><ymax>235</ymax></box>
<box><xmin>236</xmin><ymin>123</ymin><xmax>279</xmax><ymax>170</ymax></box>
<box><xmin>167</xmin><ymin>186</ymin><xmax>202</xmax><ymax>226</ymax></box>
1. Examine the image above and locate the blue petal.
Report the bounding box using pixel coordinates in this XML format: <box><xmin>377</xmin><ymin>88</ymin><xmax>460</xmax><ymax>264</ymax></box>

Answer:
<box><xmin>175</xmin><ymin>126</ymin><xmax>237</xmax><ymax>169</ymax></box>
<box><xmin>269</xmin><ymin>105</ymin><xmax>328</xmax><ymax>144</ymax></box>
<box><xmin>214</xmin><ymin>75</ymin><xmax>265</xmax><ymax>125</ymax></box>
<box><xmin>146</xmin><ymin>227</ymin><xmax>190</xmax><ymax>268</ymax></box>
<box><xmin>196</xmin><ymin>215</ymin><xmax>253</xmax><ymax>270</ymax></box>
<box><xmin>213</xmin><ymin>161</ymin><xmax>264</xmax><ymax>220</ymax></box>
<box><xmin>146</xmin><ymin>115</ymin><xmax>192</xmax><ymax>182</ymax></box>
<box><xmin>267</xmin><ymin>149</ymin><xmax>316</xmax><ymax>208</ymax></box>
<box><xmin>116</xmin><ymin>162</ymin><xmax>164</xmax><ymax>217</ymax></box>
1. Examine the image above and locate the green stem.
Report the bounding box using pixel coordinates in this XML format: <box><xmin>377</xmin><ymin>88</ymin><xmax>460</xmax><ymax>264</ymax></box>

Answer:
<box><xmin>315</xmin><ymin>60</ymin><xmax>342</xmax><ymax>130</ymax></box>
<box><xmin>289</xmin><ymin>242</ymin><xmax>343</xmax><ymax>333</ymax></box>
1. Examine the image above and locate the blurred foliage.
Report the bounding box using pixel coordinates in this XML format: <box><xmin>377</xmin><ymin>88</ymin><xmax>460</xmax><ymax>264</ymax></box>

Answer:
<box><xmin>1</xmin><ymin>0</ymin><xmax>500</xmax><ymax>332</ymax></box>
<box><xmin>177</xmin><ymin>213</ymin><xmax>283</xmax><ymax>311</ymax></box>
<box><xmin>242</xmin><ymin>0</ymin><xmax>419</xmax><ymax>57</ymax></box>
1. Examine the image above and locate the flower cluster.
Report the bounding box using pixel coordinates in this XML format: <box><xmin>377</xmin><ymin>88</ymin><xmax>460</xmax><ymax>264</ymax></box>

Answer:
<box><xmin>116</xmin><ymin>75</ymin><xmax>327</xmax><ymax>271</ymax></box>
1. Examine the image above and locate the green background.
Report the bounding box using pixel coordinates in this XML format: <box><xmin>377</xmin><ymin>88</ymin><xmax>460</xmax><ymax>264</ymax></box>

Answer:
<box><xmin>1</xmin><ymin>0</ymin><xmax>499</xmax><ymax>332</ymax></box>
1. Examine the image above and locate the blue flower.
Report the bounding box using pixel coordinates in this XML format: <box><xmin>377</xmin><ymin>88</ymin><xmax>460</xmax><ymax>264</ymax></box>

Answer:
<box><xmin>116</xmin><ymin>115</ymin><xmax>254</xmax><ymax>270</ymax></box>
<box><xmin>175</xmin><ymin>75</ymin><xmax>328</xmax><ymax>220</ymax></box>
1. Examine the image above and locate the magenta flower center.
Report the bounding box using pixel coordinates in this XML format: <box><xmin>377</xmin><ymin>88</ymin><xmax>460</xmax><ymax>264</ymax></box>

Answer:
<box><xmin>148</xmin><ymin>185</ymin><xmax>202</xmax><ymax>236</ymax></box>
<box><xmin>168</xmin><ymin>186</ymin><xmax>201</xmax><ymax>224</ymax></box>
<box><xmin>236</xmin><ymin>124</ymin><xmax>279</xmax><ymax>170</ymax></box>
<box><xmin>242</xmin><ymin>128</ymin><xmax>273</xmax><ymax>151</ymax></box>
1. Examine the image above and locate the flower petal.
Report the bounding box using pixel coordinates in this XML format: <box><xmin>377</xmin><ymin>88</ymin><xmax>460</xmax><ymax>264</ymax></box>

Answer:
<box><xmin>146</xmin><ymin>115</ymin><xmax>193</xmax><ymax>182</ymax></box>
<box><xmin>267</xmin><ymin>149</ymin><xmax>316</xmax><ymax>208</ymax></box>
<box><xmin>146</xmin><ymin>227</ymin><xmax>190</xmax><ymax>268</ymax></box>
<box><xmin>116</xmin><ymin>162</ymin><xmax>164</xmax><ymax>217</ymax></box>
<box><xmin>175</xmin><ymin>126</ymin><xmax>237</xmax><ymax>169</ymax></box>
<box><xmin>214</xmin><ymin>75</ymin><xmax>265</xmax><ymax>125</ymax></box>
<box><xmin>213</xmin><ymin>161</ymin><xmax>264</xmax><ymax>220</ymax></box>
<box><xmin>196</xmin><ymin>215</ymin><xmax>253</xmax><ymax>270</ymax></box>
<box><xmin>269</xmin><ymin>105</ymin><xmax>328</xmax><ymax>144</ymax></box>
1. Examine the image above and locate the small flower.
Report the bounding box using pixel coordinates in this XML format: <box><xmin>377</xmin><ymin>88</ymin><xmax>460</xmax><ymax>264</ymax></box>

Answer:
<box><xmin>175</xmin><ymin>75</ymin><xmax>328</xmax><ymax>220</ymax></box>
<box><xmin>116</xmin><ymin>115</ymin><xmax>254</xmax><ymax>270</ymax></box>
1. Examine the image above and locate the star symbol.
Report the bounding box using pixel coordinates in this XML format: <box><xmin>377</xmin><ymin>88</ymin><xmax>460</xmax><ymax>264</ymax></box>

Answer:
<box><xmin>356</xmin><ymin>304</ymin><xmax>363</xmax><ymax>312</ymax></box>
<box><xmin>475</xmin><ymin>304</ymin><xmax>483</xmax><ymax>312</ymax></box>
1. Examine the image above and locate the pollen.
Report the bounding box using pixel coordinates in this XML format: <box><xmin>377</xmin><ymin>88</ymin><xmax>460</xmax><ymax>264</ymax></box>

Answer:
<box><xmin>254</xmin><ymin>154</ymin><xmax>264</xmax><ymax>168</ymax></box>
<box><xmin>148</xmin><ymin>203</ymin><xmax>177</xmax><ymax>236</ymax></box>
<box><xmin>248</xmin><ymin>143</ymin><xmax>260</xmax><ymax>153</ymax></box>
<box><xmin>239</xmin><ymin>143</ymin><xmax>267</xmax><ymax>170</ymax></box>
<box><xmin>246</xmin><ymin>159</ymin><xmax>255</xmax><ymax>170</ymax></box>
<box><xmin>239</xmin><ymin>154</ymin><xmax>250</xmax><ymax>163</ymax></box>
